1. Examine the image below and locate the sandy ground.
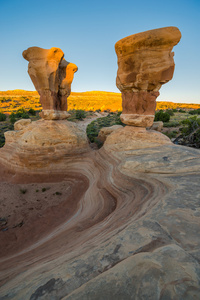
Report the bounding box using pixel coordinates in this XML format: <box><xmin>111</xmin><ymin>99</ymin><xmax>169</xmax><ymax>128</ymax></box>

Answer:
<box><xmin>72</xmin><ymin>112</ymin><xmax>108</xmax><ymax>131</ymax></box>
<box><xmin>0</xmin><ymin>174</ymin><xmax>89</xmax><ymax>258</ymax></box>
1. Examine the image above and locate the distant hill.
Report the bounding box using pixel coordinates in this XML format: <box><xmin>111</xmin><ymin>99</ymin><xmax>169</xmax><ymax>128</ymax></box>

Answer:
<box><xmin>0</xmin><ymin>90</ymin><xmax>199</xmax><ymax>114</ymax></box>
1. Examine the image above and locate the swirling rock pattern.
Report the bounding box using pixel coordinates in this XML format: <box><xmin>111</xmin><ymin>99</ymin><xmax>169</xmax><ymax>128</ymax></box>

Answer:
<box><xmin>0</xmin><ymin>137</ymin><xmax>200</xmax><ymax>299</ymax></box>
<box><xmin>0</xmin><ymin>119</ymin><xmax>90</xmax><ymax>172</ymax></box>
<box><xmin>115</xmin><ymin>27</ymin><xmax>181</xmax><ymax>126</ymax></box>
<box><xmin>23</xmin><ymin>47</ymin><xmax>78</xmax><ymax>120</ymax></box>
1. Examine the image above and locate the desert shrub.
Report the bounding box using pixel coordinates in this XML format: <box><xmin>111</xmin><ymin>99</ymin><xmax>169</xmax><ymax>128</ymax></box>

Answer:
<box><xmin>75</xmin><ymin>110</ymin><xmax>86</xmax><ymax>120</ymax></box>
<box><xmin>181</xmin><ymin>116</ymin><xmax>200</xmax><ymax>135</ymax></box>
<box><xmin>9</xmin><ymin>113</ymin><xmax>16</xmax><ymax>124</ymax></box>
<box><xmin>20</xmin><ymin>112</ymin><xmax>30</xmax><ymax>119</ymax></box>
<box><xmin>28</xmin><ymin>108</ymin><xmax>36</xmax><ymax>115</ymax></box>
<box><xmin>86</xmin><ymin>113</ymin><xmax>124</xmax><ymax>143</ymax></box>
<box><xmin>55</xmin><ymin>191</ymin><xmax>62</xmax><ymax>195</ymax></box>
<box><xmin>178</xmin><ymin>116</ymin><xmax>200</xmax><ymax>148</ymax></box>
<box><xmin>0</xmin><ymin>112</ymin><xmax>6</xmax><ymax>121</ymax></box>
<box><xmin>163</xmin><ymin>121</ymin><xmax>180</xmax><ymax>128</ymax></box>
<box><xmin>9</xmin><ymin>108</ymin><xmax>30</xmax><ymax>124</ymax></box>
<box><xmin>8</xmin><ymin>124</ymin><xmax>14</xmax><ymax>130</ymax></box>
<box><xmin>155</xmin><ymin>111</ymin><xmax>170</xmax><ymax>122</ymax></box>
<box><xmin>0</xmin><ymin>133</ymin><xmax>5</xmax><ymax>147</ymax></box>
<box><xmin>164</xmin><ymin>130</ymin><xmax>178</xmax><ymax>139</ymax></box>
<box><xmin>165</xmin><ymin>109</ymin><xmax>174</xmax><ymax>116</ymax></box>
<box><xmin>189</xmin><ymin>108</ymin><xmax>200</xmax><ymax>115</ymax></box>
<box><xmin>20</xmin><ymin>188</ymin><xmax>27</xmax><ymax>194</ymax></box>
<box><xmin>15</xmin><ymin>107</ymin><xmax>27</xmax><ymax>118</ymax></box>
<box><xmin>178</xmin><ymin>109</ymin><xmax>186</xmax><ymax>113</ymax></box>
<box><xmin>172</xmin><ymin>109</ymin><xmax>178</xmax><ymax>112</ymax></box>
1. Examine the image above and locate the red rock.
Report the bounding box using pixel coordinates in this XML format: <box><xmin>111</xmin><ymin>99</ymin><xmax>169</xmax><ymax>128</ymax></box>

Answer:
<box><xmin>115</xmin><ymin>27</ymin><xmax>181</xmax><ymax>127</ymax></box>
<box><xmin>23</xmin><ymin>47</ymin><xmax>78</xmax><ymax>120</ymax></box>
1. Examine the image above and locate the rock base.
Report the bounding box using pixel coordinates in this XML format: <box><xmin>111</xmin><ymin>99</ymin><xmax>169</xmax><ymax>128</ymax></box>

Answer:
<box><xmin>104</xmin><ymin>126</ymin><xmax>172</xmax><ymax>153</ymax></box>
<box><xmin>0</xmin><ymin>119</ymin><xmax>90</xmax><ymax>172</ymax></box>
<box><xmin>120</xmin><ymin>113</ymin><xmax>155</xmax><ymax>127</ymax></box>
<box><xmin>39</xmin><ymin>110</ymin><xmax>70</xmax><ymax>120</ymax></box>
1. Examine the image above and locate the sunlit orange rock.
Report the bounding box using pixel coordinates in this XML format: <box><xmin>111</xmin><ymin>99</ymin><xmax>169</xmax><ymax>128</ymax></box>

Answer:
<box><xmin>23</xmin><ymin>47</ymin><xmax>78</xmax><ymax>120</ymax></box>
<box><xmin>115</xmin><ymin>26</ymin><xmax>181</xmax><ymax>127</ymax></box>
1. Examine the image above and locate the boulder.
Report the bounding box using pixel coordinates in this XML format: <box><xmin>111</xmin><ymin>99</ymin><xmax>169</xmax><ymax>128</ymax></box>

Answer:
<box><xmin>148</xmin><ymin>121</ymin><xmax>163</xmax><ymax>132</ymax></box>
<box><xmin>14</xmin><ymin>118</ymin><xmax>32</xmax><ymax>131</ymax></box>
<box><xmin>98</xmin><ymin>125</ymin><xmax>123</xmax><ymax>142</ymax></box>
<box><xmin>1</xmin><ymin>119</ymin><xmax>90</xmax><ymax>171</ymax></box>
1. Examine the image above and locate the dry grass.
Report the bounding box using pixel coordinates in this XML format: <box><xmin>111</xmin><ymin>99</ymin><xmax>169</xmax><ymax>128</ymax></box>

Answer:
<box><xmin>0</xmin><ymin>90</ymin><xmax>200</xmax><ymax>114</ymax></box>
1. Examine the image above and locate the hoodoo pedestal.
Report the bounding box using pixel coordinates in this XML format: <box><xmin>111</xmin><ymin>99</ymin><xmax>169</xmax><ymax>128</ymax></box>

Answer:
<box><xmin>0</xmin><ymin>47</ymin><xmax>89</xmax><ymax>173</ymax></box>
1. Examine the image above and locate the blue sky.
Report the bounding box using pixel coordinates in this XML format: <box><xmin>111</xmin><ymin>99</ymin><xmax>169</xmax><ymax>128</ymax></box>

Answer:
<box><xmin>0</xmin><ymin>0</ymin><xmax>199</xmax><ymax>103</ymax></box>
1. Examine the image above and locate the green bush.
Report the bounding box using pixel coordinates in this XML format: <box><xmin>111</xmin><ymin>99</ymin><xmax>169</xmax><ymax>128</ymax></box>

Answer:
<box><xmin>21</xmin><ymin>113</ymin><xmax>30</xmax><ymax>119</ymax></box>
<box><xmin>165</xmin><ymin>109</ymin><xmax>174</xmax><ymax>116</ymax></box>
<box><xmin>0</xmin><ymin>112</ymin><xmax>6</xmax><ymax>121</ymax></box>
<box><xmin>178</xmin><ymin>109</ymin><xmax>186</xmax><ymax>113</ymax></box>
<box><xmin>9</xmin><ymin>108</ymin><xmax>30</xmax><ymax>124</ymax></box>
<box><xmin>179</xmin><ymin>116</ymin><xmax>200</xmax><ymax>148</ymax></box>
<box><xmin>20</xmin><ymin>188</ymin><xmax>27</xmax><ymax>194</ymax></box>
<box><xmin>155</xmin><ymin>111</ymin><xmax>170</xmax><ymax>122</ymax></box>
<box><xmin>15</xmin><ymin>107</ymin><xmax>27</xmax><ymax>118</ymax></box>
<box><xmin>164</xmin><ymin>130</ymin><xmax>178</xmax><ymax>139</ymax></box>
<box><xmin>181</xmin><ymin>116</ymin><xmax>200</xmax><ymax>135</ymax></box>
<box><xmin>9</xmin><ymin>113</ymin><xmax>16</xmax><ymax>124</ymax></box>
<box><xmin>75</xmin><ymin>110</ymin><xmax>86</xmax><ymax>120</ymax></box>
<box><xmin>28</xmin><ymin>108</ymin><xmax>36</xmax><ymax>116</ymax></box>
<box><xmin>163</xmin><ymin>121</ymin><xmax>180</xmax><ymax>128</ymax></box>
<box><xmin>86</xmin><ymin>113</ymin><xmax>124</xmax><ymax>143</ymax></box>
<box><xmin>189</xmin><ymin>108</ymin><xmax>200</xmax><ymax>115</ymax></box>
<box><xmin>0</xmin><ymin>133</ymin><xmax>5</xmax><ymax>148</ymax></box>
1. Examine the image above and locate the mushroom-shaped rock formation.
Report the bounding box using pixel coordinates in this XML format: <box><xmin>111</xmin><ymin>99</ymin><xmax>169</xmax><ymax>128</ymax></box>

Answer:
<box><xmin>23</xmin><ymin>47</ymin><xmax>78</xmax><ymax>120</ymax></box>
<box><xmin>115</xmin><ymin>26</ymin><xmax>181</xmax><ymax>127</ymax></box>
<box><xmin>0</xmin><ymin>47</ymin><xmax>89</xmax><ymax>172</ymax></box>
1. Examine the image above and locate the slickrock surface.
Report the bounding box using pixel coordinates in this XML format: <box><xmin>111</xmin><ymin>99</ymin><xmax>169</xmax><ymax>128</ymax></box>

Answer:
<box><xmin>115</xmin><ymin>27</ymin><xmax>181</xmax><ymax>126</ymax></box>
<box><xmin>0</xmin><ymin>133</ymin><xmax>200</xmax><ymax>299</ymax></box>
<box><xmin>23</xmin><ymin>47</ymin><xmax>78</xmax><ymax>120</ymax></box>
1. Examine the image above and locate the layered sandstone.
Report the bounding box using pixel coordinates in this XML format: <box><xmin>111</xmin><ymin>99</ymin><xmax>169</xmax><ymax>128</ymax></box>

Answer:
<box><xmin>0</xmin><ymin>119</ymin><xmax>90</xmax><ymax>172</ymax></box>
<box><xmin>0</xmin><ymin>47</ymin><xmax>86</xmax><ymax>173</ymax></box>
<box><xmin>1</xmin><ymin>142</ymin><xmax>200</xmax><ymax>299</ymax></box>
<box><xmin>23</xmin><ymin>47</ymin><xmax>78</xmax><ymax>120</ymax></box>
<box><xmin>115</xmin><ymin>26</ymin><xmax>181</xmax><ymax>126</ymax></box>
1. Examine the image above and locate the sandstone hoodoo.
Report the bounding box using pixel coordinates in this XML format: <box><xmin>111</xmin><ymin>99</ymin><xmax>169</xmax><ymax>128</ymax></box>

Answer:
<box><xmin>23</xmin><ymin>46</ymin><xmax>78</xmax><ymax>120</ymax></box>
<box><xmin>0</xmin><ymin>47</ymin><xmax>89</xmax><ymax>172</ymax></box>
<box><xmin>115</xmin><ymin>26</ymin><xmax>181</xmax><ymax>127</ymax></box>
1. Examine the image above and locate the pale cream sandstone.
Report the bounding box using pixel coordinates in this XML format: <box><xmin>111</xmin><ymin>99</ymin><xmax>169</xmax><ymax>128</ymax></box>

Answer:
<box><xmin>98</xmin><ymin>125</ymin><xmax>123</xmax><ymax>143</ymax></box>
